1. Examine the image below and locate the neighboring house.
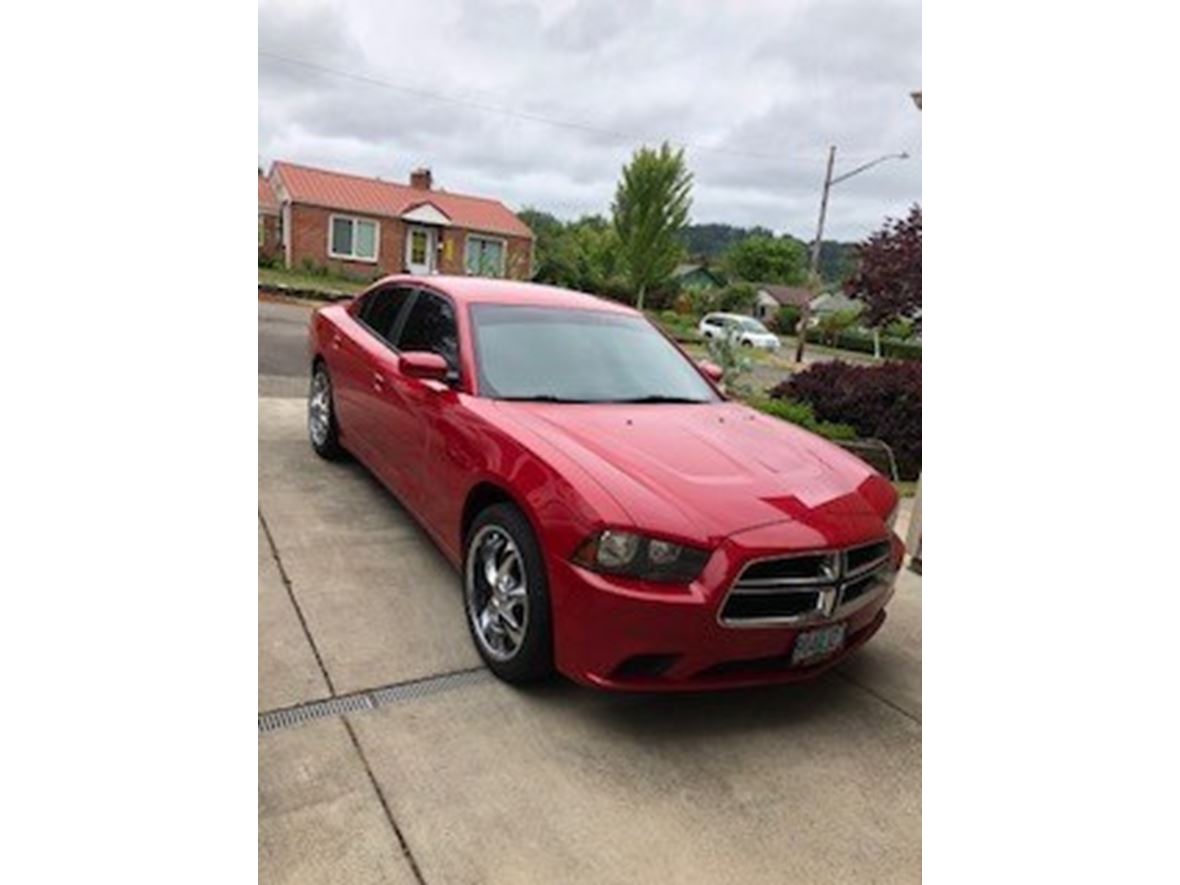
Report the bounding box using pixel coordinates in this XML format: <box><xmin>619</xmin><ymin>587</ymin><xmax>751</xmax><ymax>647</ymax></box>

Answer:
<box><xmin>265</xmin><ymin>161</ymin><xmax>534</xmax><ymax>279</ymax></box>
<box><xmin>753</xmin><ymin>285</ymin><xmax>813</xmax><ymax>321</ymax></box>
<box><xmin>810</xmin><ymin>290</ymin><xmax>863</xmax><ymax>319</ymax></box>
<box><xmin>258</xmin><ymin>171</ymin><xmax>281</xmax><ymax>261</ymax></box>
<box><xmin>671</xmin><ymin>263</ymin><xmax>724</xmax><ymax>291</ymax></box>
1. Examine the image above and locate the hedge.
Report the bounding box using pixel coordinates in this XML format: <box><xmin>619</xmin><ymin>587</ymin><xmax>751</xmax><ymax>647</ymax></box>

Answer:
<box><xmin>827</xmin><ymin>331</ymin><xmax>922</xmax><ymax>361</ymax></box>
<box><xmin>753</xmin><ymin>397</ymin><xmax>858</xmax><ymax>442</ymax></box>
<box><xmin>771</xmin><ymin>360</ymin><xmax>921</xmax><ymax>479</ymax></box>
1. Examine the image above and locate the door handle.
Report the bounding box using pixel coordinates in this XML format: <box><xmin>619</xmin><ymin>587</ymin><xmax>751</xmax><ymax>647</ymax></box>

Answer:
<box><xmin>372</xmin><ymin>372</ymin><xmax>386</xmax><ymax>391</ymax></box>
<box><xmin>332</xmin><ymin>334</ymin><xmax>343</xmax><ymax>349</ymax></box>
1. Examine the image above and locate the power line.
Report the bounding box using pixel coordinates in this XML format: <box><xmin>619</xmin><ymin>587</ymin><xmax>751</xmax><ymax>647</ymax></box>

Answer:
<box><xmin>259</xmin><ymin>50</ymin><xmax>890</xmax><ymax>166</ymax></box>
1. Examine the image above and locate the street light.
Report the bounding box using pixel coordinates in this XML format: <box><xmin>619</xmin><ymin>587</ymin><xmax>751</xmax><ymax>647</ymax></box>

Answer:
<box><xmin>794</xmin><ymin>147</ymin><xmax>909</xmax><ymax>363</ymax></box>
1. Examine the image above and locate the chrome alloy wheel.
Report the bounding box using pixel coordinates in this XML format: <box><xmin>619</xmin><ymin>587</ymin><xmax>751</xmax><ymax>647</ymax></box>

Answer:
<box><xmin>465</xmin><ymin>525</ymin><xmax>530</xmax><ymax>661</ymax></box>
<box><xmin>308</xmin><ymin>369</ymin><xmax>332</xmax><ymax>447</ymax></box>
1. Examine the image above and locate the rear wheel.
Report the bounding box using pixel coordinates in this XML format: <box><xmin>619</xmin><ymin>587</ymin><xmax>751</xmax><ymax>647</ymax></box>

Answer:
<box><xmin>463</xmin><ymin>503</ymin><xmax>553</xmax><ymax>683</ymax></box>
<box><xmin>308</xmin><ymin>363</ymin><xmax>346</xmax><ymax>460</ymax></box>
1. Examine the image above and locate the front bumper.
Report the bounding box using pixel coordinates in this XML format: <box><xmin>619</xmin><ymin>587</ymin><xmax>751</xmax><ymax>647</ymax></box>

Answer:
<box><xmin>550</xmin><ymin>521</ymin><xmax>903</xmax><ymax>691</ymax></box>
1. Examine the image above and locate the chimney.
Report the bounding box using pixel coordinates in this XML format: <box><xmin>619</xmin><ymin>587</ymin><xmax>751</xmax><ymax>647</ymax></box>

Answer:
<box><xmin>410</xmin><ymin>167</ymin><xmax>433</xmax><ymax>190</ymax></box>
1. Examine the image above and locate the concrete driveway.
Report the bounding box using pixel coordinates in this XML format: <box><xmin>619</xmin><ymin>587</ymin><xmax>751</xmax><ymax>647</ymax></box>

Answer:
<box><xmin>258</xmin><ymin>300</ymin><xmax>921</xmax><ymax>884</ymax></box>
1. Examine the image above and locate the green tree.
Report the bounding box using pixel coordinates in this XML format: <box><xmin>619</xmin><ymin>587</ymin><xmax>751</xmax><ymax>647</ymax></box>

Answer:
<box><xmin>815</xmin><ymin>307</ymin><xmax>863</xmax><ymax>345</ymax></box>
<box><xmin>611</xmin><ymin>143</ymin><xmax>693</xmax><ymax>309</ymax></box>
<box><xmin>722</xmin><ymin>235</ymin><xmax>807</xmax><ymax>285</ymax></box>
<box><xmin>715</xmin><ymin>282</ymin><xmax>758</xmax><ymax>313</ymax></box>
<box><xmin>518</xmin><ymin>208</ymin><xmax>573</xmax><ymax>283</ymax></box>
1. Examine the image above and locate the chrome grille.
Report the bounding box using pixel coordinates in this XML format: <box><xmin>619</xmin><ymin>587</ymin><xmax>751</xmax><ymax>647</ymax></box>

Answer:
<box><xmin>719</xmin><ymin>539</ymin><xmax>894</xmax><ymax>627</ymax></box>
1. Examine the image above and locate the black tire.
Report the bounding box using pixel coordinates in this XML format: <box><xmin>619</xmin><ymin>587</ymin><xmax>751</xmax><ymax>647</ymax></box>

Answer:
<box><xmin>308</xmin><ymin>362</ymin><xmax>346</xmax><ymax>461</ymax></box>
<box><xmin>741</xmin><ymin>339</ymin><xmax>754</xmax><ymax>348</ymax></box>
<box><xmin>463</xmin><ymin>502</ymin><xmax>554</xmax><ymax>683</ymax></box>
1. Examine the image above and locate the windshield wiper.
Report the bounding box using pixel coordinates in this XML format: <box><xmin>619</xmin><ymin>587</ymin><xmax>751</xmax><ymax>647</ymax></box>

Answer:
<box><xmin>611</xmin><ymin>395</ymin><xmax>710</xmax><ymax>404</ymax></box>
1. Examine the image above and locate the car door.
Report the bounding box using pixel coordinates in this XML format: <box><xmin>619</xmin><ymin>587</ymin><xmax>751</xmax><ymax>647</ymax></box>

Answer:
<box><xmin>334</xmin><ymin>285</ymin><xmax>415</xmax><ymax>470</ymax></box>
<box><xmin>376</xmin><ymin>287</ymin><xmax>462</xmax><ymax>520</ymax></box>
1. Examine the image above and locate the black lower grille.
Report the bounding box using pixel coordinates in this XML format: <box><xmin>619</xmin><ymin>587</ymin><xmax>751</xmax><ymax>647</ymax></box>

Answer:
<box><xmin>611</xmin><ymin>654</ymin><xmax>679</xmax><ymax>680</ymax></box>
<box><xmin>721</xmin><ymin>591</ymin><xmax>820</xmax><ymax>621</ymax></box>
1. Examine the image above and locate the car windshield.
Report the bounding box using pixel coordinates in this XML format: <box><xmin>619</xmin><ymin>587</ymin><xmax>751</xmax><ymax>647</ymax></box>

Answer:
<box><xmin>737</xmin><ymin>317</ymin><xmax>770</xmax><ymax>333</ymax></box>
<box><xmin>471</xmin><ymin>305</ymin><xmax>719</xmax><ymax>403</ymax></box>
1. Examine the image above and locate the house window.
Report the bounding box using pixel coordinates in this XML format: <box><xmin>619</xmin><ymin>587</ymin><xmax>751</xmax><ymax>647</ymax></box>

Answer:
<box><xmin>465</xmin><ymin>235</ymin><xmax>506</xmax><ymax>277</ymax></box>
<box><xmin>329</xmin><ymin>215</ymin><xmax>379</xmax><ymax>262</ymax></box>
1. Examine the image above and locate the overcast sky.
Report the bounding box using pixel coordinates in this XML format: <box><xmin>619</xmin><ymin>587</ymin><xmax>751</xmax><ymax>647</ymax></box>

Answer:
<box><xmin>259</xmin><ymin>0</ymin><xmax>921</xmax><ymax>242</ymax></box>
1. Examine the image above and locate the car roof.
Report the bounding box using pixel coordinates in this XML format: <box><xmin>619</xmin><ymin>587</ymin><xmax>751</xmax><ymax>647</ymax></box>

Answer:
<box><xmin>365</xmin><ymin>275</ymin><xmax>639</xmax><ymax>316</ymax></box>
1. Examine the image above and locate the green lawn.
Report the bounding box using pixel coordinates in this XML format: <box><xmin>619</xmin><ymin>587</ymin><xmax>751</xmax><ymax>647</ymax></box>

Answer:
<box><xmin>259</xmin><ymin>265</ymin><xmax>370</xmax><ymax>296</ymax></box>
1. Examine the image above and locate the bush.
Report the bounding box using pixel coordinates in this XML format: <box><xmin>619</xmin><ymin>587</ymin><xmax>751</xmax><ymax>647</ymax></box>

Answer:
<box><xmin>300</xmin><ymin>257</ymin><xmax>330</xmax><ymax>277</ymax></box>
<box><xmin>651</xmin><ymin>310</ymin><xmax>699</xmax><ymax>341</ymax></box>
<box><xmin>705</xmin><ymin>330</ymin><xmax>753</xmax><ymax>394</ymax></box>
<box><xmin>771</xmin><ymin>361</ymin><xmax>921</xmax><ymax>479</ymax></box>
<box><xmin>814</xmin><ymin>308</ymin><xmax>862</xmax><ymax>345</ymax></box>
<box><xmin>772</xmin><ymin>305</ymin><xmax>801</xmax><ymax>334</ymax></box>
<box><xmin>672</xmin><ymin>292</ymin><xmax>696</xmax><ymax>315</ymax></box>
<box><xmin>827</xmin><ymin>331</ymin><xmax>922</xmax><ymax>361</ymax></box>
<box><xmin>715</xmin><ymin>282</ymin><xmax>758</xmax><ymax>313</ymax></box>
<box><xmin>753</xmin><ymin>397</ymin><xmax>858</xmax><ymax>441</ymax></box>
<box><xmin>684</xmin><ymin>287</ymin><xmax>719</xmax><ymax>315</ymax></box>
<box><xmin>880</xmin><ymin>339</ymin><xmax>921</xmax><ymax>360</ymax></box>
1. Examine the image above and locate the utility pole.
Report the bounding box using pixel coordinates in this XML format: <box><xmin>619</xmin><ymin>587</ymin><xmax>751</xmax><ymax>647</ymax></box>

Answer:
<box><xmin>795</xmin><ymin>145</ymin><xmax>836</xmax><ymax>363</ymax></box>
<box><xmin>793</xmin><ymin>147</ymin><xmax>908</xmax><ymax>363</ymax></box>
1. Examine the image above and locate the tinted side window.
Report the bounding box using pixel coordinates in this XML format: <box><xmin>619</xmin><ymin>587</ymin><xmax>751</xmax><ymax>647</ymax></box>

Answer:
<box><xmin>396</xmin><ymin>291</ymin><xmax>459</xmax><ymax>371</ymax></box>
<box><xmin>358</xmin><ymin>287</ymin><xmax>412</xmax><ymax>344</ymax></box>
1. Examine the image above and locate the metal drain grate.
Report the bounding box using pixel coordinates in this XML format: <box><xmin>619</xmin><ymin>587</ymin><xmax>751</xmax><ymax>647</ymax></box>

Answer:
<box><xmin>259</xmin><ymin>667</ymin><xmax>489</xmax><ymax>733</ymax></box>
<box><xmin>369</xmin><ymin>668</ymin><xmax>489</xmax><ymax>705</ymax></box>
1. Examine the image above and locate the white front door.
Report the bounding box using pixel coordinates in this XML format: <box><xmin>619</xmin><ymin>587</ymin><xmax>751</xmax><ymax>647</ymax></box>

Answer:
<box><xmin>406</xmin><ymin>226</ymin><xmax>435</xmax><ymax>274</ymax></box>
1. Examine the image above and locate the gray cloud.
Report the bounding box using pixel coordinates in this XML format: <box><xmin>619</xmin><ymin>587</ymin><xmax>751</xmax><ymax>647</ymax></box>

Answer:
<box><xmin>259</xmin><ymin>0</ymin><xmax>921</xmax><ymax>240</ymax></box>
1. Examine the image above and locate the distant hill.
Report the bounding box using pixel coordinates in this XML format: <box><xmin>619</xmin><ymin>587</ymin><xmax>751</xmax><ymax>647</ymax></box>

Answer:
<box><xmin>679</xmin><ymin>223</ymin><xmax>857</xmax><ymax>286</ymax></box>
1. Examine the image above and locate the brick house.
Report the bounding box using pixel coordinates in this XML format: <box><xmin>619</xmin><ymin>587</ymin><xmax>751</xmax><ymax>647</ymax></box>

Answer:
<box><xmin>264</xmin><ymin>161</ymin><xmax>534</xmax><ymax>279</ymax></box>
<box><xmin>258</xmin><ymin>171</ymin><xmax>281</xmax><ymax>261</ymax></box>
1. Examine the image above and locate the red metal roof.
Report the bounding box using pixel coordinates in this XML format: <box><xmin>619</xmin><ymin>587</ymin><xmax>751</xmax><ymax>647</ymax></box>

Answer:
<box><xmin>271</xmin><ymin>161</ymin><xmax>533</xmax><ymax>239</ymax></box>
<box><xmin>258</xmin><ymin>172</ymin><xmax>280</xmax><ymax>214</ymax></box>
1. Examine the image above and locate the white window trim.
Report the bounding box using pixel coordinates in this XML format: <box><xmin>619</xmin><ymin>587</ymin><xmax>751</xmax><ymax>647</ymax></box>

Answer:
<box><xmin>464</xmin><ymin>233</ymin><xmax>508</xmax><ymax>277</ymax></box>
<box><xmin>327</xmin><ymin>214</ymin><xmax>381</xmax><ymax>263</ymax></box>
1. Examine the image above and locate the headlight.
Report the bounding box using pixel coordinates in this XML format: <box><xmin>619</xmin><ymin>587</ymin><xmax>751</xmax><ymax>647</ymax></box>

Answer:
<box><xmin>572</xmin><ymin>530</ymin><xmax>711</xmax><ymax>583</ymax></box>
<box><xmin>885</xmin><ymin>500</ymin><xmax>900</xmax><ymax>533</ymax></box>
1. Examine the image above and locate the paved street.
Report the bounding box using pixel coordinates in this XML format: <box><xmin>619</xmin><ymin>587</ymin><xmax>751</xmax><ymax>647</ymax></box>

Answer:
<box><xmin>258</xmin><ymin>299</ymin><xmax>922</xmax><ymax>884</ymax></box>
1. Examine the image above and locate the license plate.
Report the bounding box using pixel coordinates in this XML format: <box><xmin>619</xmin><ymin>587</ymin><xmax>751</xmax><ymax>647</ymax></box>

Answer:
<box><xmin>792</xmin><ymin>623</ymin><xmax>846</xmax><ymax>665</ymax></box>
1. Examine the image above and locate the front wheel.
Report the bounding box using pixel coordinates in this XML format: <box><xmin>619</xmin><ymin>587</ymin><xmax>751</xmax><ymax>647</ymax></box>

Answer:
<box><xmin>308</xmin><ymin>363</ymin><xmax>346</xmax><ymax>460</ymax></box>
<box><xmin>463</xmin><ymin>503</ymin><xmax>553</xmax><ymax>683</ymax></box>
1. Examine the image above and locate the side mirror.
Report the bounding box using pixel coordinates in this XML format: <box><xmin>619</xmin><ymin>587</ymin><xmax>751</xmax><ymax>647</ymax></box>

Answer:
<box><xmin>400</xmin><ymin>351</ymin><xmax>450</xmax><ymax>382</ymax></box>
<box><xmin>698</xmin><ymin>360</ymin><xmax>724</xmax><ymax>383</ymax></box>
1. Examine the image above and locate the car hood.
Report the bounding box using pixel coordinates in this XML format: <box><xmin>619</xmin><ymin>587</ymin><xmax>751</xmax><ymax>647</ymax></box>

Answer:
<box><xmin>493</xmin><ymin>400</ymin><xmax>891</xmax><ymax>545</ymax></box>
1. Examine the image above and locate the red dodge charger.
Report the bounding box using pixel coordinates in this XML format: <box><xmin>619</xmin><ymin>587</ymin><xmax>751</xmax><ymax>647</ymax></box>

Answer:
<box><xmin>308</xmin><ymin>276</ymin><xmax>903</xmax><ymax>691</ymax></box>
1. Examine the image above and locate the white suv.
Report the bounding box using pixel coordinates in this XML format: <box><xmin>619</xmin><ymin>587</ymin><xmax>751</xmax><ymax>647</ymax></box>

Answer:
<box><xmin>698</xmin><ymin>313</ymin><xmax>781</xmax><ymax>350</ymax></box>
